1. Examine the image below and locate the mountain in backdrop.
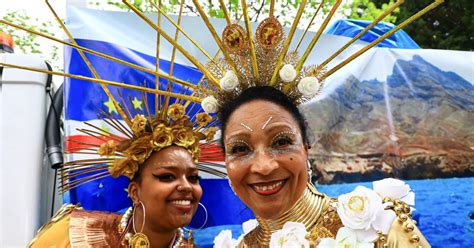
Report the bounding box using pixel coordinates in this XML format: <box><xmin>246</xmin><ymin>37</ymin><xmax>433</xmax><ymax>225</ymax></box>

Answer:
<box><xmin>303</xmin><ymin>55</ymin><xmax>474</xmax><ymax>183</ymax></box>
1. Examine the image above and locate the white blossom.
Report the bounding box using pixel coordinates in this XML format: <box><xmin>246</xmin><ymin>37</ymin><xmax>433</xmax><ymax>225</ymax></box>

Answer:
<box><xmin>279</xmin><ymin>64</ymin><xmax>297</xmax><ymax>82</ymax></box>
<box><xmin>337</xmin><ymin>186</ymin><xmax>396</xmax><ymax>241</ymax></box>
<box><xmin>201</xmin><ymin>96</ymin><xmax>219</xmax><ymax>114</ymax></box>
<box><xmin>269</xmin><ymin>222</ymin><xmax>309</xmax><ymax>248</ymax></box>
<box><xmin>373</xmin><ymin>178</ymin><xmax>415</xmax><ymax>206</ymax></box>
<box><xmin>297</xmin><ymin>77</ymin><xmax>320</xmax><ymax>97</ymax></box>
<box><xmin>317</xmin><ymin>227</ymin><xmax>374</xmax><ymax>248</ymax></box>
<box><xmin>219</xmin><ymin>70</ymin><xmax>239</xmax><ymax>92</ymax></box>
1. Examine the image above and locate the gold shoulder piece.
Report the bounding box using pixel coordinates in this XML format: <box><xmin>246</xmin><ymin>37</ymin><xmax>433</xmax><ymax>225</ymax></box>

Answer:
<box><xmin>28</xmin><ymin>204</ymin><xmax>81</xmax><ymax>247</ymax></box>
<box><xmin>377</xmin><ymin>199</ymin><xmax>431</xmax><ymax>248</ymax></box>
<box><xmin>69</xmin><ymin>209</ymin><xmax>122</xmax><ymax>247</ymax></box>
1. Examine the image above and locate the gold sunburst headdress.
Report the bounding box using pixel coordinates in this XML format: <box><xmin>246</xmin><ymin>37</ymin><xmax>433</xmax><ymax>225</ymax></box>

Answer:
<box><xmin>0</xmin><ymin>0</ymin><xmax>443</xmax><ymax>191</ymax></box>
<box><xmin>122</xmin><ymin>0</ymin><xmax>443</xmax><ymax>110</ymax></box>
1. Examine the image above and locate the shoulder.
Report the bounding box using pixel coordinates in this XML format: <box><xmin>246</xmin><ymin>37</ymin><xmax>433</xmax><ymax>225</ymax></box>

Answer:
<box><xmin>28</xmin><ymin>204</ymin><xmax>79</xmax><ymax>247</ymax></box>
<box><xmin>69</xmin><ymin>208</ymin><xmax>123</xmax><ymax>247</ymax></box>
<box><xmin>382</xmin><ymin>199</ymin><xmax>431</xmax><ymax>247</ymax></box>
<box><xmin>29</xmin><ymin>204</ymin><xmax>124</xmax><ymax>248</ymax></box>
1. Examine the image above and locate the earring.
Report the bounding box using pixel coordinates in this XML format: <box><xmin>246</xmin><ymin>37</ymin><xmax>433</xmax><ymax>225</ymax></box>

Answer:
<box><xmin>184</xmin><ymin>202</ymin><xmax>209</xmax><ymax>231</ymax></box>
<box><xmin>307</xmin><ymin>160</ymin><xmax>313</xmax><ymax>184</ymax></box>
<box><xmin>130</xmin><ymin>201</ymin><xmax>150</xmax><ymax>248</ymax></box>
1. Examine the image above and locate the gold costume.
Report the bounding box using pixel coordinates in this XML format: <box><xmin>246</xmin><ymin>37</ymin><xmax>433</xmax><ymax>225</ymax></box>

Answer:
<box><xmin>29</xmin><ymin>205</ymin><xmax>122</xmax><ymax>247</ymax></box>
<box><xmin>238</xmin><ymin>183</ymin><xmax>429</xmax><ymax>248</ymax></box>
<box><xmin>29</xmin><ymin>205</ymin><xmax>196</xmax><ymax>248</ymax></box>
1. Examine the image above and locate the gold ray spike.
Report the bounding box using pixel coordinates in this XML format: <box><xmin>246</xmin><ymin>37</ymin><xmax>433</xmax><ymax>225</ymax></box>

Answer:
<box><xmin>45</xmin><ymin>0</ymin><xmax>132</xmax><ymax>127</ymax></box>
<box><xmin>83</xmin><ymin>122</ymin><xmax>114</xmax><ymax>137</ymax></box>
<box><xmin>61</xmin><ymin>165</ymin><xmax>109</xmax><ymax>174</ymax></box>
<box><xmin>269</xmin><ymin>0</ymin><xmax>308</xmax><ymax>86</ymax></box>
<box><xmin>64</xmin><ymin>158</ymin><xmax>114</xmax><ymax>164</ymax></box>
<box><xmin>319</xmin><ymin>0</ymin><xmax>403</xmax><ymax>69</ymax></box>
<box><xmin>241</xmin><ymin>0</ymin><xmax>259</xmax><ymax>81</ymax></box>
<box><xmin>123</xmin><ymin>0</ymin><xmax>220</xmax><ymax>88</ymax></box>
<box><xmin>295</xmin><ymin>0</ymin><xmax>342</xmax><ymax>73</ymax></box>
<box><xmin>153</xmin><ymin>0</ymin><xmax>162</xmax><ymax>115</ymax></box>
<box><xmin>117</xmin><ymin>90</ymin><xmax>134</xmax><ymax>121</ymax></box>
<box><xmin>270</xmin><ymin>0</ymin><xmax>275</xmax><ymax>17</ymax></box>
<box><xmin>218</xmin><ymin>0</ymin><xmax>232</xmax><ymax>25</ymax></box>
<box><xmin>60</xmin><ymin>171</ymin><xmax>111</xmax><ymax>192</ymax></box>
<box><xmin>76</xmin><ymin>129</ymin><xmax>109</xmax><ymax>142</ymax></box>
<box><xmin>141</xmin><ymin>90</ymin><xmax>153</xmax><ymax>123</ymax></box>
<box><xmin>97</xmin><ymin>109</ymin><xmax>134</xmax><ymax>138</ymax></box>
<box><xmin>63</xmin><ymin>161</ymin><xmax>113</xmax><ymax>169</ymax></box>
<box><xmin>0</xmin><ymin>62</ymin><xmax>203</xmax><ymax>103</ymax></box>
<box><xmin>191</xmin><ymin>0</ymin><xmax>239</xmax><ymax>74</ymax></box>
<box><xmin>0</xmin><ymin>20</ymin><xmax>198</xmax><ymax>90</ymax></box>
<box><xmin>148</xmin><ymin>0</ymin><xmax>223</xmax><ymax>72</ymax></box>
<box><xmin>60</xmin><ymin>166</ymin><xmax>109</xmax><ymax>181</ymax></box>
<box><xmin>295</xmin><ymin>0</ymin><xmax>325</xmax><ymax>51</ymax></box>
<box><xmin>323</xmin><ymin>0</ymin><xmax>444</xmax><ymax>79</ymax></box>
<box><xmin>160</xmin><ymin>0</ymin><xmax>185</xmax><ymax>119</ymax></box>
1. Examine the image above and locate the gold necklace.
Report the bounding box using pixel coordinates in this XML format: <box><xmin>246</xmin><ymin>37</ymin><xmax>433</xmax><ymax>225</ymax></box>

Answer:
<box><xmin>250</xmin><ymin>182</ymin><xmax>329</xmax><ymax>246</ymax></box>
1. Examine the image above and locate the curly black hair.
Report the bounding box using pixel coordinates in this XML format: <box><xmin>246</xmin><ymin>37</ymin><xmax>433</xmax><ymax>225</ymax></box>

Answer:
<box><xmin>218</xmin><ymin>86</ymin><xmax>310</xmax><ymax>149</ymax></box>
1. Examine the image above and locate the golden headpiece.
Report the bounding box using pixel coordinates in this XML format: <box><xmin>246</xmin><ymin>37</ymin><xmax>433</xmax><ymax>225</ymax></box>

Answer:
<box><xmin>0</xmin><ymin>0</ymin><xmax>443</xmax><ymax>191</ymax></box>
<box><xmin>59</xmin><ymin>97</ymin><xmax>223</xmax><ymax>192</ymax></box>
<box><xmin>122</xmin><ymin>0</ymin><xmax>442</xmax><ymax>112</ymax></box>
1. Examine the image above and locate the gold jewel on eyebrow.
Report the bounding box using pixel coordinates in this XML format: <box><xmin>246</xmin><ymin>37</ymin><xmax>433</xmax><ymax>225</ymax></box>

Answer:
<box><xmin>271</xmin><ymin>131</ymin><xmax>297</xmax><ymax>144</ymax></box>
<box><xmin>261</xmin><ymin>116</ymin><xmax>273</xmax><ymax>130</ymax></box>
<box><xmin>240</xmin><ymin>122</ymin><xmax>254</xmax><ymax>132</ymax></box>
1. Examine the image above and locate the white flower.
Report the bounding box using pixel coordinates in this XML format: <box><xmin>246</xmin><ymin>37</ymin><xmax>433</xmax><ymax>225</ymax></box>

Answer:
<box><xmin>337</xmin><ymin>186</ymin><xmax>396</xmax><ymax>241</ymax></box>
<box><xmin>279</xmin><ymin>64</ymin><xmax>297</xmax><ymax>82</ymax></box>
<box><xmin>213</xmin><ymin>230</ymin><xmax>238</xmax><ymax>248</ymax></box>
<box><xmin>201</xmin><ymin>96</ymin><xmax>219</xmax><ymax>113</ymax></box>
<box><xmin>317</xmin><ymin>227</ymin><xmax>374</xmax><ymax>248</ymax></box>
<box><xmin>297</xmin><ymin>77</ymin><xmax>320</xmax><ymax>97</ymax></box>
<box><xmin>242</xmin><ymin>219</ymin><xmax>258</xmax><ymax>235</ymax></box>
<box><xmin>269</xmin><ymin>222</ymin><xmax>309</xmax><ymax>248</ymax></box>
<box><xmin>219</xmin><ymin>70</ymin><xmax>239</xmax><ymax>92</ymax></box>
<box><xmin>373</xmin><ymin>178</ymin><xmax>415</xmax><ymax>206</ymax></box>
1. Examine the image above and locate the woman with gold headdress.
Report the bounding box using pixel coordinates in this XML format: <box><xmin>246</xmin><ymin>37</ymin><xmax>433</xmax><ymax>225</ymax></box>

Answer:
<box><xmin>165</xmin><ymin>1</ymin><xmax>437</xmax><ymax>247</ymax></box>
<box><xmin>29</xmin><ymin>100</ymin><xmax>219</xmax><ymax>248</ymax></box>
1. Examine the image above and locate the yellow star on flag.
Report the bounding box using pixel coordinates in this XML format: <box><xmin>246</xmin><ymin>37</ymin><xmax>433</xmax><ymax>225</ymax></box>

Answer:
<box><xmin>104</xmin><ymin>98</ymin><xmax>118</xmax><ymax>114</ymax></box>
<box><xmin>132</xmin><ymin>97</ymin><xmax>143</xmax><ymax>110</ymax></box>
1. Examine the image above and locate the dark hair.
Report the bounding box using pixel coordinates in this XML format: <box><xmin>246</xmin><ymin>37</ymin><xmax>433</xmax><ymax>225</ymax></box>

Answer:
<box><xmin>218</xmin><ymin>86</ymin><xmax>310</xmax><ymax>148</ymax></box>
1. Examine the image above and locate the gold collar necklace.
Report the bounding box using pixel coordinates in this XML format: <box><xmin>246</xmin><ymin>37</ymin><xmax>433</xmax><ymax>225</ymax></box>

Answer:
<box><xmin>253</xmin><ymin>182</ymin><xmax>328</xmax><ymax>246</ymax></box>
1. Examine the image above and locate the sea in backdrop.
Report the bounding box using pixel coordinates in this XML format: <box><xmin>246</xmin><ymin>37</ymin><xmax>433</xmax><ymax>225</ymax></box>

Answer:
<box><xmin>194</xmin><ymin>177</ymin><xmax>474</xmax><ymax>247</ymax></box>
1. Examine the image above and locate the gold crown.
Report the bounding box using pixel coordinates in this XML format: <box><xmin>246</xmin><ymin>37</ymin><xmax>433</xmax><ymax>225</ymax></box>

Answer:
<box><xmin>60</xmin><ymin>95</ymin><xmax>222</xmax><ymax>192</ymax></box>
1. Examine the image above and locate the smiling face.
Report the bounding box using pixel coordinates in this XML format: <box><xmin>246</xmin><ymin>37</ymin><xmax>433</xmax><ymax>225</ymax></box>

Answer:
<box><xmin>128</xmin><ymin>146</ymin><xmax>202</xmax><ymax>232</ymax></box>
<box><xmin>224</xmin><ymin>99</ymin><xmax>308</xmax><ymax>219</ymax></box>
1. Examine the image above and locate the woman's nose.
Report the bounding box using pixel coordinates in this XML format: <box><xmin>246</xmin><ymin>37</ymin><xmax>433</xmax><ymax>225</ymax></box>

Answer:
<box><xmin>249</xmin><ymin>149</ymin><xmax>278</xmax><ymax>175</ymax></box>
<box><xmin>177</xmin><ymin>177</ymin><xmax>192</xmax><ymax>192</ymax></box>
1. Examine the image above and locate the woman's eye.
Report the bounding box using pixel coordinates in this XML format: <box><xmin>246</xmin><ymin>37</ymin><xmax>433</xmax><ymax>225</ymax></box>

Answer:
<box><xmin>228</xmin><ymin>143</ymin><xmax>250</xmax><ymax>156</ymax></box>
<box><xmin>188</xmin><ymin>175</ymin><xmax>201</xmax><ymax>183</ymax></box>
<box><xmin>272</xmin><ymin>136</ymin><xmax>294</xmax><ymax>148</ymax></box>
<box><xmin>154</xmin><ymin>174</ymin><xmax>175</xmax><ymax>182</ymax></box>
